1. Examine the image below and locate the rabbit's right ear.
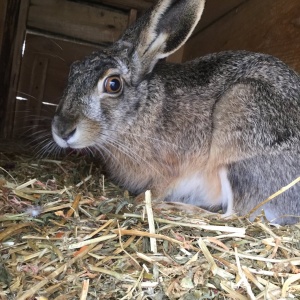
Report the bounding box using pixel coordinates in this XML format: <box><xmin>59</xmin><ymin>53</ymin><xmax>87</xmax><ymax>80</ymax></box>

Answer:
<box><xmin>117</xmin><ymin>0</ymin><xmax>205</xmax><ymax>85</ymax></box>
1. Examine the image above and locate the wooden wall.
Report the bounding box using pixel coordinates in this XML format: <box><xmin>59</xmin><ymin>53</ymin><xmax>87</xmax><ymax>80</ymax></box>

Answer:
<box><xmin>0</xmin><ymin>1</ymin><xmax>6</xmax><ymax>46</ymax></box>
<box><xmin>191</xmin><ymin>0</ymin><xmax>246</xmax><ymax>37</ymax></box>
<box><xmin>27</xmin><ymin>0</ymin><xmax>129</xmax><ymax>45</ymax></box>
<box><xmin>168</xmin><ymin>0</ymin><xmax>246</xmax><ymax>63</ymax></box>
<box><xmin>0</xmin><ymin>0</ymin><xmax>29</xmax><ymax>139</ymax></box>
<box><xmin>183</xmin><ymin>0</ymin><xmax>300</xmax><ymax>73</ymax></box>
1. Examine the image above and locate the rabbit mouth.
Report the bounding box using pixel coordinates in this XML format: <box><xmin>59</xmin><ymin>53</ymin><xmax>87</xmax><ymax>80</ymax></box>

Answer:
<box><xmin>52</xmin><ymin>126</ymin><xmax>82</xmax><ymax>149</ymax></box>
<box><xmin>52</xmin><ymin>128</ymin><xmax>98</xmax><ymax>149</ymax></box>
<box><xmin>52</xmin><ymin>130</ymin><xmax>69</xmax><ymax>148</ymax></box>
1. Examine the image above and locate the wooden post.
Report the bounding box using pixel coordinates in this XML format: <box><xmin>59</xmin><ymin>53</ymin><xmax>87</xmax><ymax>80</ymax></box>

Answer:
<box><xmin>0</xmin><ymin>0</ymin><xmax>30</xmax><ymax>138</ymax></box>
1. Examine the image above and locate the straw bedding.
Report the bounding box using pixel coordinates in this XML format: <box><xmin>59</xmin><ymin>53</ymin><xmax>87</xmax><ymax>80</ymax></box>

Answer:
<box><xmin>0</xmin><ymin>151</ymin><xmax>300</xmax><ymax>299</ymax></box>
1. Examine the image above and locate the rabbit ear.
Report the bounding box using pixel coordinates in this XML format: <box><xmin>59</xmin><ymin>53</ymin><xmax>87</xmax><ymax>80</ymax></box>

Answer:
<box><xmin>119</xmin><ymin>0</ymin><xmax>205</xmax><ymax>84</ymax></box>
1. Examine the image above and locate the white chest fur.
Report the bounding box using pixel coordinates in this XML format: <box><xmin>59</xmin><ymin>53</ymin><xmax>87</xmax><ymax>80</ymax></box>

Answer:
<box><xmin>165</xmin><ymin>167</ymin><xmax>234</xmax><ymax>216</ymax></box>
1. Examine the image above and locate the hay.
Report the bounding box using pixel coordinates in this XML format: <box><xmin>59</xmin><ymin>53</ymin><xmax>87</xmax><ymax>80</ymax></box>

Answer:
<box><xmin>0</xmin><ymin>151</ymin><xmax>300</xmax><ymax>299</ymax></box>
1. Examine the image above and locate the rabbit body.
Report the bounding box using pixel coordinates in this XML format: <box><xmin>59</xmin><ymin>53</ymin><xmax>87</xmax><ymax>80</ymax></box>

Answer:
<box><xmin>52</xmin><ymin>0</ymin><xmax>300</xmax><ymax>224</ymax></box>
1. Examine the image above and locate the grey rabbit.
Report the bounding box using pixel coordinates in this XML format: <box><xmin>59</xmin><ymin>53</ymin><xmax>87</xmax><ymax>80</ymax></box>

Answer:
<box><xmin>52</xmin><ymin>0</ymin><xmax>300</xmax><ymax>225</ymax></box>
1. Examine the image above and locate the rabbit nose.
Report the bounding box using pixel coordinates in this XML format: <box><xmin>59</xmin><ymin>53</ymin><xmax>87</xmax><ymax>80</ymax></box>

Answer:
<box><xmin>62</xmin><ymin>128</ymin><xmax>77</xmax><ymax>141</ymax></box>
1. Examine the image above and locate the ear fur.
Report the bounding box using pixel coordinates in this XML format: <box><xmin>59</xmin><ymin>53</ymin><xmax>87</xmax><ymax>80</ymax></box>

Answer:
<box><xmin>118</xmin><ymin>0</ymin><xmax>206</xmax><ymax>84</ymax></box>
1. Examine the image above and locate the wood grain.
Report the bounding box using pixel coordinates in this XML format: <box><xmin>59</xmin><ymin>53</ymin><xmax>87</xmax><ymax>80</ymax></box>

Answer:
<box><xmin>0</xmin><ymin>0</ymin><xmax>29</xmax><ymax>138</ymax></box>
<box><xmin>183</xmin><ymin>0</ymin><xmax>300</xmax><ymax>73</ymax></box>
<box><xmin>0</xmin><ymin>0</ymin><xmax>7</xmax><ymax>48</ymax></box>
<box><xmin>193</xmin><ymin>0</ymin><xmax>246</xmax><ymax>35</ymax></box>
<box><xmin>91</xmin><ymin>0</ymin><xmax>155</xmax><ymax>11</ymax></box>
<box><xmin>27</xmin><ymin>0</ymin><xmax>128</xmax><ymax>44</ymax></box>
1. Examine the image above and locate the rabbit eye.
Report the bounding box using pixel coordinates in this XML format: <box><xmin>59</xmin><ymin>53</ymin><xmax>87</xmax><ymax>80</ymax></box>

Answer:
<box><xmin>104</xmin><ymin>76</ymin><xmax>123</xmax><ymax>94</ymax></box>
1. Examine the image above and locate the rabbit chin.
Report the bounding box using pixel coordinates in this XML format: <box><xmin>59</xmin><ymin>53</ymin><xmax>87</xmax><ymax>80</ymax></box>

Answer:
<box><xmin>164</xmin><ymin>168</ymin><xmax>234</xmax><ymax>216</ymax></box>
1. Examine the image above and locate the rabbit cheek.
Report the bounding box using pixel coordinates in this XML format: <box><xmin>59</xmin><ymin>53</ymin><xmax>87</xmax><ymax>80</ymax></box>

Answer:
<box><xmin>68</xmin><ymin>119</ymin><xmax>101</xmax><ymax>148</ymax></box>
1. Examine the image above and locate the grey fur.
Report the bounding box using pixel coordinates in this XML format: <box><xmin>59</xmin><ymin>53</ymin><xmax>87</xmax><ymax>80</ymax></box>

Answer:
<box><xmin>52</xmin><ymin>0</ymin><xmax>300</xmax><ymax>224</ymax></box>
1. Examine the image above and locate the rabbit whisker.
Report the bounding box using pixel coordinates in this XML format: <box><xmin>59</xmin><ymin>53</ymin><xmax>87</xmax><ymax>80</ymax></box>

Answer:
<box><xmin>93</xmin><ymin>143</ymin><xmax>125</xmax><ymax>167</ymax></box>
<box><xmin>101</xmin><ymin>135</ymin><xmax>162</xmax><ymax>176</ymax></box>
<box><xmin>104</xmin><ymin>128</ymin><xmax>178</xmax><ymax>149</ymax></box>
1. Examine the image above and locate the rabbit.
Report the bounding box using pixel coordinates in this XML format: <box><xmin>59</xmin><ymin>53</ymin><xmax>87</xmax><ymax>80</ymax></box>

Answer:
<box><xmin>51</xmin><ymin>0</ymin><xmax>300</xmax><ymax>225</ymax></box>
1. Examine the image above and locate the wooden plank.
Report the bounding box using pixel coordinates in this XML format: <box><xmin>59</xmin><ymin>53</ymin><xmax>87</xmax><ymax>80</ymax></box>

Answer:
<box><xmin>29</xmin><ymin>57</ymin><xmax>49</xmax><ymax>131</ymax></box>
<box><xmin>88</xmin><ymin>0</ymin><xmax>155</xmax><ymax>11</ymax></box>
<box><xmin>91</xmin><ymin>0</ymin><xmax>244</xmax><ymax>25</ymax></box>
<box><xmin>0</xmin><ymin>0</ymin><xmax>30</xmax><ymax>138</ymax></box>
<box><xmin>27</xmin><ymin>0</ymin><xmax>129</xmax><ymax>44</ymax></box>
<box><xmin>0</xmin><ymin>0</ymin><xmax>7</xmax><ymax>48</ymax></box>
<box><xmin>183</xmin><ymin>0</ymin><xmax>300</xmax><ymax>73</ymax></box>
<box><xmin>0</xmin><ymin>0</ymin><xmax>20</xmax><ymax>139</ymax></box>
<box><xmin>14</xmin><ymin>56</ymin><xmax>49</xmax><ymax>136</ymax></box>
<box><xmin>193</xmin><ymin>0</ymin><xmax>247</xmax><ymax>35</ymax></box>
<box><xmin>167</xmin><ymin>47</ymin><xmax>184</xmax><ymax>64</ymax></box>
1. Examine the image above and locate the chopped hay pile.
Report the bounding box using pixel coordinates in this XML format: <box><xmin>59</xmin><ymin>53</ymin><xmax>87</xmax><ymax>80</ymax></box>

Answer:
<box><xmin>0</xmin><ymin>151</ymin><xmax>300</xmax><ymax>299</ymax></box>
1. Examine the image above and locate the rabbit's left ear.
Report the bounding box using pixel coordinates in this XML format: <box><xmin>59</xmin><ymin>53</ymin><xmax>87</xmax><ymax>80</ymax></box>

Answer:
<box><xmin>120</xmin><ymin>0</ymin><xmax>205</xmax><ymax>84</ymax></box>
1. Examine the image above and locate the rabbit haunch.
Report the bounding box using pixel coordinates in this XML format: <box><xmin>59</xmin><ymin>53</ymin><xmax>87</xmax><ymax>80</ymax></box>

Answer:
<box><xmin>52</xmin><ymin>0</ymin><xmax>300</xmax><ymax>225</ymax></box>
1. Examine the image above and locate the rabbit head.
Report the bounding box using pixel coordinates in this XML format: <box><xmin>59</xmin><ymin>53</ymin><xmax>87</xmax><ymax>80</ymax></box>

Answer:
<box><xmin>52</xmin><ymin>0</ymin><xmax>205</xmax><ymax>150</ymax></box>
